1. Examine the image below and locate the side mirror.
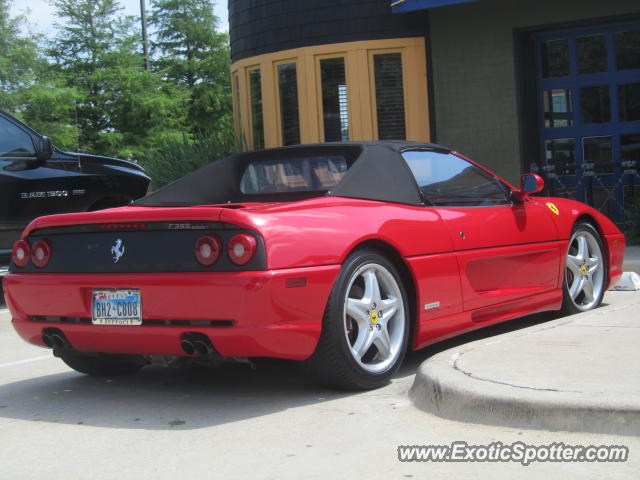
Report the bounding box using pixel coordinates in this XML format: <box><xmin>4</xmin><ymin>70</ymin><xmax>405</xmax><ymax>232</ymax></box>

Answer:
<box><xmin>36</xmin><ymin>136</ymin><xmax>53</xmax><ymax>160</ymax></box>
<box><xmin>512</xmin><ymin>173</ymin><xmax>544</xmax><ymax>203</ymax></box>
<box><xmin>521</xmin><ymin>173</ymin><xmax>544</xmax><ymax>194</ymax></box>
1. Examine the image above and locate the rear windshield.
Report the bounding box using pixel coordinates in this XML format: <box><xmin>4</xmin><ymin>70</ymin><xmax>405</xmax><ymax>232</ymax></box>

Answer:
<box><xmin>240</xmin><ymin>155</ymin><xmax>350</xmax><ymax>194</ymax></box>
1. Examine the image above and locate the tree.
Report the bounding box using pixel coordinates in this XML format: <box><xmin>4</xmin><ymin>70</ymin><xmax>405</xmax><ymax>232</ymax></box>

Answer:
<box><xmin>49</xmin><ymin>0</ymin><xmax>134</xmax><ymax>72</ymax></box>
<box><xmin>17</xmin><ymin>80</ymin><xmax>80</xmax><ymax>150</ymax></box>
<box><xmin>2</xmin><ymin>0</ymin><xmax>235</xmax><ymax>177</ymax></box>
<box><xmin>150</xmin><ymin>0</ymin><xmax>232</xmax><ymax>137</ymax></box>
<box><xmin>0</xmin><ymin>0</ymin><xmax>41</xmax><ymax>110</ymax></box>
<box><xmin>47</xmin><ymin>0</ymin><xmax>188</xmax><ymax>158</ymax></box>
<box><xmin>48</xmin><ymin>0</ymin><xmax>139</xmax><ymax>150</ymax></box>
<box><xmin>92</xmin><ymin>66</ymin><xmax>189</xmax><ymax>158</ymax></box>
<box><xmin>0</xmin><ymin>1</ymin><xmax>78</xmax><ymax>149</ymax></box>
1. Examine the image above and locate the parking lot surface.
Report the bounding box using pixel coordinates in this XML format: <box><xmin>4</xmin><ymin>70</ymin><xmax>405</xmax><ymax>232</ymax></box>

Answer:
<box><xmin>1</xmin><ymin>295</ymin><xmax>638</xmax><ymax>479</ymax></box>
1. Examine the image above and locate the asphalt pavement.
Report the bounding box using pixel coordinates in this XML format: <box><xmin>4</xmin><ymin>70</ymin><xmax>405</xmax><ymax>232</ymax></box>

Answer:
<box><xmin>1</xmin><ymin>249</ymin><xmax>639</xmax><ymax>478</ymax></box>
<box><xmin>1</xmin><ymin>300</ymin><xmax>639</xmax><ymax>480</ymax></box>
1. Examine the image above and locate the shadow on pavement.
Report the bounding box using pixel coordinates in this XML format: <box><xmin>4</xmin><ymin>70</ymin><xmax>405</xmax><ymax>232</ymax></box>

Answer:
<box><xmin>0</xmin><ymin>306</ymin><xmax>578</xmax><ymax>432</ymax></box>
<box><xmin>396</xmin><ymin>308</ymin><xmax>569</xmax><ymax>379</ymax></box>
<box><xmin>0</xmin><ymin>358</ymin><xmax>351</xmax><ymax>430</ymax></box>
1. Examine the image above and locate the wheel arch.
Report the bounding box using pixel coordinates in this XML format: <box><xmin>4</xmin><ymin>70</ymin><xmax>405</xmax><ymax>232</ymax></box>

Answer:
<box><xmin>574</xmin><ymin>213</ymin><xmax>601</xmax><ymax>234</ymax></box>
<box><xmin>563</xmin><ymin>217</ymin><xmax>609</xmax><ymax>312</ymax></box>
<box><xmin>572</xmin><ymin>213</ymin><xmax>618</xmax><ymax>290</ymax></box>
<box><xmin>345</xmin><ymin>239</ymin><xmax>419</xmax><ymax>344</ymax></box>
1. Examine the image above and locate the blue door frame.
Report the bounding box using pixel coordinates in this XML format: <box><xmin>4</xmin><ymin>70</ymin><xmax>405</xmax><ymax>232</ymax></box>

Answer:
<box><xmin>534</xmin><ymin>22</ymin><xmax>640</xmax><ymax>223</ymax></box>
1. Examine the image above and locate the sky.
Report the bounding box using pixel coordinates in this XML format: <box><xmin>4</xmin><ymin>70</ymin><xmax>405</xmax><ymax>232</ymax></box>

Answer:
<box><xmin>9</xmin><ymin>0</ymin><xmax>229</xmax><ymax>35</ymax></box>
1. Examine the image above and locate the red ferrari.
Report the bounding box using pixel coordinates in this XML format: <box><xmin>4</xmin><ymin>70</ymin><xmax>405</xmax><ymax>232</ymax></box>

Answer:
<box><xmin>4</xmin><ymin>142</ymin><xmax>625</xmax><ymax>389</ymax></box>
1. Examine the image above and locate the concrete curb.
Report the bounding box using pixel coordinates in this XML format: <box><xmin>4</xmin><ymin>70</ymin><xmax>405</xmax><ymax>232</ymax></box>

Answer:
<box><xmin>409</xmin><ymin>298</ymin><xmax>640</xmax><ymax>436</ymax></box>
<box><xmin>409</xmin><ymin>350</ymin><xmax>640</xmax><ymax>436</ymax></box>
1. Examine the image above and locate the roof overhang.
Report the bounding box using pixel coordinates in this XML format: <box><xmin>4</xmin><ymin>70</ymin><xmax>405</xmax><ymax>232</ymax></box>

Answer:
<box><xmin>391</xmin><ymin>0</ymin><xmax>481</xmax><ymax>13</ymax></box>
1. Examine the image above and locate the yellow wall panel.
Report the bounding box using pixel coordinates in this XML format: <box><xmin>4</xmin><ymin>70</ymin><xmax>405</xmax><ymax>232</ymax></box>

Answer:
<box><xmin>231</xmin><ymin>37</ymin><xmax>430</xmax><ymax>150</ymax></box>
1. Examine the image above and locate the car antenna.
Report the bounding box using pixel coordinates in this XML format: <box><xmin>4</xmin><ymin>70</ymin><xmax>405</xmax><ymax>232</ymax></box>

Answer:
<box><xmin>74</xmin><ymin>94</ymin><xmax>81</xmax><ymax>169</ymax></box>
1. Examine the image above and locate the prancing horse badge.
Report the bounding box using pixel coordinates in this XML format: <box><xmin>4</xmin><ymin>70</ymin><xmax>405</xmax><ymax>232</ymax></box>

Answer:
<box><xmin>111</xmin><ymin>239</ymin><xmax>125</xmax><ymax>263</ymax></box>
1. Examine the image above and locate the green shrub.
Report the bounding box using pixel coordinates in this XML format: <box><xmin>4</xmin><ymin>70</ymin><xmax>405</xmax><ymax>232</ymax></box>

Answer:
<box><xmin>140</xmin><ymin>128</ymin><xmax>237</xmax><ymax>190</ymax></box>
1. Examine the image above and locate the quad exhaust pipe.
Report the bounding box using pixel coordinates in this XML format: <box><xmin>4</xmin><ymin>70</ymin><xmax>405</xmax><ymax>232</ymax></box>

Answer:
<box><xmin>42</xmin><ymin>329</ymin><xmax>71</xmax><ymax>350</ymax></box>
<box><xmin>42</xmin><ymin>332</ymin><xmax>54</xmax><ymax>348</ymax></box>
<box><xmin>193</xmin><ymin>339</ymin><xmax>214</xmax><ymax>356</ymax></box>
<box><xmin>42</xmin><ymin>328</ymin><xmax>215</xmax><ymax>357</ymax></box>
<box><xmin>180</xmin><ymin>333</ymin><xmax>216</xmax><ymax>357</ymax></box>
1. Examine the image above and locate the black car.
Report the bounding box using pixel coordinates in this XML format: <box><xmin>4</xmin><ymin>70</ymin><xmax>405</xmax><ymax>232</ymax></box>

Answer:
<box><xmin>0</xmin><ymin>110</ymin><xmax>150</xmax><ymax>268</ymax></box>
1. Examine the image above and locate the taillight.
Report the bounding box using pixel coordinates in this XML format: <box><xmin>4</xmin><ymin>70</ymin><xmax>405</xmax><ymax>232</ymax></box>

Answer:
<box><xmin>31</xmin><ymin>239</ymin><xmax>52</xmax><ymax>268</ymax></box>
<box><xmin>195</xmin><ymin>235</ymin><xmax>222</xmax><ymax>266</ymax></box>
<box><xmin>228</xmin><ymin>233</ymin><xmax>257</xmax><ymax>265</ymax></box>
<box><xmin>12</xmin><ymin>240</ymin><xmax>30</xmax><ymax>268</ymax></box>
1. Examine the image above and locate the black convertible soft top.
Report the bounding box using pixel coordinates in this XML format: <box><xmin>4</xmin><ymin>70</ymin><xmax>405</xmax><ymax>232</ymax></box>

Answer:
<box><xmin>134</xmin><ymin>141</ymin><xmax>450</xmax><ymax>207</ymax></box>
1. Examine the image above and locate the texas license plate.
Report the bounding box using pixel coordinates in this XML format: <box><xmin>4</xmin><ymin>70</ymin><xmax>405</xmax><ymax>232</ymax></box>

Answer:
<box><xmin>92</xmin><ymin>289</ymin><xmax>142</xmax><ymax>325</ymax></box>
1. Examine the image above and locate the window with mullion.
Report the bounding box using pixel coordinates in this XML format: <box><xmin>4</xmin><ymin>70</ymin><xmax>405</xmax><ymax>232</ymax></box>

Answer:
<box><xmin>373</xmin><ymin>52</ymin><xmax>406</xmax><ymax>140</ymax></box>
<box><xmin>277</xmin><ymin>63</ymin><xmax>301</xmax><ymax>146</ymax></box>
<box><xmin>320</xmin><ymin>57</ymin><xmax>349</xmax><ymax>142</ymax></box>
<box><xmin>248</xmin><ymin>68</ymin><xmax>264</xmax><ymax>150</ymax></box>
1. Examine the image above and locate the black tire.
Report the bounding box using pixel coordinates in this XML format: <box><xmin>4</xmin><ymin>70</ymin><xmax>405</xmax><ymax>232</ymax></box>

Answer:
<box><xmin>561</xmin><ymin>222</ymin><xmax>607</xmax><ymax>314</ymax></box>
<box><xmin>60</xmin><ymin>352</ymin><xmax>144</xmax><ymax>377</ymax></box>
<box><xmin>302</xmin><ymin>248</ymin><xmax>410</xmax><ymax>390</ymax></box>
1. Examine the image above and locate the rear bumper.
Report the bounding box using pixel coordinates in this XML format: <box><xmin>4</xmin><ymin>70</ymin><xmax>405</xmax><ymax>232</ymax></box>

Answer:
<box><xmin>4</xmin><ymin>266</ymin><xmax>340</xmax><ymax>360</ymax></box>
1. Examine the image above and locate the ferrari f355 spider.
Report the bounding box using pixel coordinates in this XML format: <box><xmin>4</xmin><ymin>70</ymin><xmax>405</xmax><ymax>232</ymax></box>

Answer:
<box><xmin>4</xmin><ymin>142</ymin><xmax>625</xmax><ymax>389</ymax></box>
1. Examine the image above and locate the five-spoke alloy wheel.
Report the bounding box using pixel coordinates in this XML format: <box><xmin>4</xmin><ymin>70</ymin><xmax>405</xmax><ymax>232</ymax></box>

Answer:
<box><xmin>343</xmin><ymin>263</ymin><xmax>406</xmax><ymax>374</ymax></box>
<box><xmin>303</xmin><ymin>249</ymin><xmax>410</xmax><ymax>389</ymax></box>
<box><xmin>562</xmin><ymin>223</ymin><xmax>607</xmax><ymax>313</ymax></box>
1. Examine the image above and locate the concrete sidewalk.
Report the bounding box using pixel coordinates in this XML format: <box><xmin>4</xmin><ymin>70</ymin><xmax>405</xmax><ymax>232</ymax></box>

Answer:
<box><xmin>409</xmin><ymin>290</ymin><xmax>640</xmax><ymax>436</ymax></box>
